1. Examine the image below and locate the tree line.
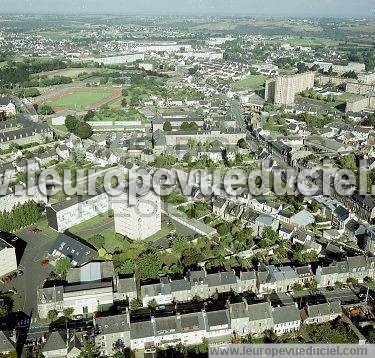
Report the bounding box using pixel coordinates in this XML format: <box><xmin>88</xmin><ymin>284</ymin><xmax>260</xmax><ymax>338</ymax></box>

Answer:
<box><xmin>0</xmin><ymin>201</ymin><xmax>40</xmax><ymax>232</ymax></box>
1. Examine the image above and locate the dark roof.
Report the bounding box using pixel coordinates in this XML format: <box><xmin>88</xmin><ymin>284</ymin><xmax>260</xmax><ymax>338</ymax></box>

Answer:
<box><xmin>333</xmin><ymin>205</ymin><xmax>350</xmax><ymax>221</ymax></box>
<box><xmin>49</xmin><ymin>234</ymin><xmax>97</xmax><ymax>266</ymax></box>
<box><xmin>206</xmin><ymin>310</ymin><xmax>230</xmax><ymax>328</ymax></box>
<box><xmin>42</xmin><ymin>332</ymin><xmax>67</xmax><ymax>353</ymax></box>
<box><xmin>0</xmin><ymin>331</ymin><xmax>15</xmax><ymax>353</ymax></box>
<box><xmin>0</xmin><ymin>97</ymin><xmax>12</xmax><ymax>106</ymax></box>
<box><xmin>96</xmin><ymin>314</ymin><xmax>130</xmax><ymax>335</ymax></box>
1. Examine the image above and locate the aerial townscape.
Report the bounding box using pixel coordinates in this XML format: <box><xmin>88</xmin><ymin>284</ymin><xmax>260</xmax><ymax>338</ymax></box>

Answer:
<box><xmin>0</xmin><ymin>1</ymin><xmax>375</xmax><ymax>357</ymax></box>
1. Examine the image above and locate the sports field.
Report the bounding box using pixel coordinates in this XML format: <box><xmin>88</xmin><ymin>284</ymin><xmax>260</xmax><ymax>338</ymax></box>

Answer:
<box><xmin>231</xmin><ymin>75</ymin><xmax>266</xmax><ymax>90</ymax></box>
<box><xmin>46</xmin><ymin>87</ymin><xmax>121</xmax><ymax>111</ymax></box>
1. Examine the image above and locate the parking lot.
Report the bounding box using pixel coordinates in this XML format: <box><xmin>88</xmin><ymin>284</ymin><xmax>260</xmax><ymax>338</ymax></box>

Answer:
<box><xmin>0</xmin><ymin>227</ymin><xmax>56</xmax><ymax>318</ymax></box>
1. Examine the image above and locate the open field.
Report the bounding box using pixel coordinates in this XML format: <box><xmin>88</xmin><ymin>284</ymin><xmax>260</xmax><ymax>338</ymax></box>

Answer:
<box><xmin>231</xmin><ymin>74</ymin><xmax>266</xmax><ymax>90</ymax></box>
<box><xmin>280</xmin><ymin>36</ymin><xmax>339</xmax><ymax>47</ymax></box>
<box><xmin>36</xmin><ymin>67</ymin><xmax>103</xmax><ymax>78</ymax></box>
<box><xmin>45</xmin><ymin>86</ymin><xmax>122</xmax><ymax>111</ymax></box>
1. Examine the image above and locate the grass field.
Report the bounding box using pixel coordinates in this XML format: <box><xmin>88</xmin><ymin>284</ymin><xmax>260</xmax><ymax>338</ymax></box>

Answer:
<box><xmin>37</xmin><ymin>67</ymin><xmax>103</xmax><ymax>79</ymax></box>
<box><xmin>231</xmin><ymin>75</ymin><xmax>266</xmax><ymax>90</ymax></box>
<box><xmin>48</xmin><ymin>88</ymin><xmax>115</xmax><ymax>110</ymax></box>
<box><xmin>282</xmin><ymin>36</ymin><xmax>338</xmax><ymax>47</ymax></box>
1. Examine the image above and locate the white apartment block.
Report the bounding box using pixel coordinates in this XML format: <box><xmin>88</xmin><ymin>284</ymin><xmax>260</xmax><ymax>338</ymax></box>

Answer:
<box><xmin>113</xmin><ymin>191</ymin><xmax>161</xmax><ymax>241</ymax></box>
<box><xmin>265</xmin><ymin>72</ymin><xmax>315</xmax><ymax>105</ymax></box>
<box><xmin>46</xmin><ymin>190</ymin><xmax>111</xmax><ymax>232</ymax></box>
<box><xmin>0</xmin><ymin>238</ymin><xmax>18</xmax><ymax>277</ymax></box>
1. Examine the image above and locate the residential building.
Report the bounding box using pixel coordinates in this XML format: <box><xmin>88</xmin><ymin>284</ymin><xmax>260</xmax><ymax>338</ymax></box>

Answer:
<box><xmin>37</xmin><ymin>281</ymin><xmax>114</xmax><ymax>319</ymax></box>
<box><xmin>0</xmin><ymin>97</ymin><xmax>16</xmax><ymax>116</ymax></box>
<box><xmin>0</xmin><ymin>331</ymin><xmax>16</xmax><ymax>355</ymax></box>
<box><xmin>315</xmin><ymin>255</ymin><xmax>375</xmax><ymax>287</ymax></box>
<box><xmin>265</xmin><ymin>72</ymin><xmax>315</xmax><ymax>105</ymax></box>
<box><xmin>41</xmin><ymin>331</ymin><xmax>68</xmax><ymax>358</ymax></box>
<box><xmin>95</xmin><ymin>313</ymin><xmax>131</xmax><ymax>357</ymax></box>
<box><xmin>272</xmin><ymin>305</ymin><xmax>301</xmax><ymax>335</ymax></box>
<box><xmin>0</xmin><ymin>238</ymin><xmax>18</xmax><ymax>277</ymax></box>
<box><xmin>48</xmin><ymin>234</ymin><xmax>97</xmax><ymax>267</ymax></box>
<box><xmin>0</xmin><ymin>183</ymin><xmax>48</xmax><ymax>213</ymax></box>
<box><xmin>113</xmin><ymin>190</ymin><xmax>161</xmax><ymax>241</ymax></box>
<box><xmin>302</xmin><ymin>301</ymin><xmax>342</xmax><ymax>325</ymax></box>
<box><xmin>46</xmin><ymin>190</ymin><xmax>111</xmax><ymax>232</ymax></box>
<box><xmin>115</xmin><ymin>276</ymin><xmax>137</xmax><ymax>302</ymax></box>
<box><xmin>141</xmin><ymin>279</ymin><xmax>173</xmax><ymax>307</ymax></box>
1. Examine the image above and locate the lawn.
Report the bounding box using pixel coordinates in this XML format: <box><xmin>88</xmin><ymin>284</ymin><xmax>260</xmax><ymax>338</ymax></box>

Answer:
<box><xmin>48</xmin><ymin>89</ymin><xmax>113</xmax><ymax>110</ymax></box>
<box><xmin>68</xmin><ymin>210</ymin><xmax>113</xmax><ymax>239</ymax></box>
<box><xmin>231</xmin><ymin>75</ymin><xmax>266</xmax><ymax>91</ymax></box>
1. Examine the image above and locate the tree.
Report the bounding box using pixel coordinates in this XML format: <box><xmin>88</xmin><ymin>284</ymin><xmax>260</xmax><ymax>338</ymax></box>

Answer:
<box><xmin>130</xmin><ymin>298</ymin><xmax>141</xmax><ymax>310</ymax></box>
<box><xmin>0</xmin><ymin>303</ymin><xmax>9</xmax><ymax>318</ymax></box>
<box><xmin>308</xmin><ymin>279</ymin><xmax>318</xmax><ymax>293</ymax></box>
<box><xmin>171</xmin><ymin>237</ymin><xmax>190</xmax><ymax>254</ymax></box>
<box><xmin>346</xmin><ymin>277</ymin><xmax>358</xmax><ymax>286</ymax></box>
<box><xmin>121</xmin><ymin>98</ymin><xmax>127</xmax><ymax>107</ymax></box>
<box><xmin>136</xmin><ymin>253</ymin><xmax>161</xmax><ymax>279</ymax></box>
<box><xmin>55</xmin><ymin>257</ymin><xmax>71</xmax><ymax>277</ymax></box>
<box><xmin>88</xmin><ymin>234</ymin><xmax>105</xmax><ymax>249</ymax></box>
<box><xmin>83</xmin><ymin>110</ymin><xmax>95</xmax><ymax>121</ymax></box>
<box><xmin>148</xmin><ymin>299</ymin><xmax>158</xmax><ymax>310</ymax></box>
<box><xmin>263</xmin><ymin>227</ymin><xmax>278</xmax><ymax>242</ymax></box>
<box><xmin>339</xmin><ymin>154</ymin><xmax>357</xmax><ymax>171</ymax></box>
<box><xmin>237</xmin><ymin>138</ymin><xmax>248</xmax><ymax>149</ymax></box>
<box><xmin>119</xmin><ymin>260</ymin><xmax>135</xmax><ymax>275</ymax></box>
<box><xmin>47</xmin><ymin>309</ymin><xmax>58</xmax><ymax>322</ymax></box>
<box><xmin>292</xmin><ymin>283</ymin><xmax>304</xmax><ymax>293</ymax></box>
<box><xmin>78</xmin><ymin>341</ymin><xmax>99</xmax><ymax>358</ymax></box>
<box><xmin>181</xmin><ymin>247</ymin><xmax>204</xmax><ymax>267</ymax></box>
<box><xmin>334</xmin><ymin>281</ymin><xmax>344</xmax><ymax>289</ymax></box>
<box><xmin>75</xmin><ymin>122</ymin><xmax>93</xmax><ymax>139</ymax></box>
<box><xmin>163</xmin><ymin>121</ymin><xmax>172</xmax><ymax>131</ymax></box>
<box><xmin>38</xmin><ymin>104</ymin><xmax>54</xmax><ymax>115</ymax></box>
<box><xmin>217</xmin><ymin>222</ymin><xmax>231</xmax><ymax>237</ymax></box>
<box><xmin>65</xmin><ymin>115</ymin><xmax>78</xmax><ymax>132</ymax></box>
<box><xmin>63</xmin><ymin>307</ymin><xmax>74</xmax><ymax>319</ymax></box>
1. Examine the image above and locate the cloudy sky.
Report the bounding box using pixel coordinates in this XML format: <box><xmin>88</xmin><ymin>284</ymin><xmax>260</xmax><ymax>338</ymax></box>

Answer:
<box><xmin>0</xmin><ymin>0</ymin><xmax>374</xmax><ymax>17</ymax></box>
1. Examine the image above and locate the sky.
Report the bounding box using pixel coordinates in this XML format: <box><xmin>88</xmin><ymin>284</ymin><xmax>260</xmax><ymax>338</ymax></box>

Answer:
<box><xmin>0</xmin><ymin>0</ymin><xmax>374</xmax><ymax>17</ymax></box>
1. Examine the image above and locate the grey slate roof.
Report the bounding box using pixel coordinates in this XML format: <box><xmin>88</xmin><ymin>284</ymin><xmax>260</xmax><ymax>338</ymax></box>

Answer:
<box><xmin>49</xmin><ymin>234</ymin><xmax>97</xmax><ymax>267</ymax></box>
<box><xmin>130</xmin><ymin>320</ymin><xmax>154</xmax><ymax>340</ymax></box>
<box><xmin>96</xmin><ymin>313</ymin><xmax>130</xmax><ymax>335</ymax></box>
<box><xmin>306</xmin><ymin>301</ymin><xmax>342</xmax><ymax>318</ymax></box>
<box><xmin>272</xmin><ymin>305</ymin><xmax>300</xmax><ymax>324</ymax></box>
<box><xmin>0</xmin><ymin>331</ymin><xmax>15</xmax><ymax>353</ymax></box>
<box><xmin>42</xmin><ymin>331</ymin><xmax>67</xmax><ymax>353</ymax></box>
<box><xmin>248</xmin><ymin>302</ymin><xmax>273</xmax><ymax>322</ymax></box>
<box><xmin>206</xmin><ymin>310</ymin><xmax>230</xmax><ymax>329</ymax></box>
<box><xmin>118</xmin><ymin>277</ymin><xmax>137</xmax><ymax>294</ymax></box>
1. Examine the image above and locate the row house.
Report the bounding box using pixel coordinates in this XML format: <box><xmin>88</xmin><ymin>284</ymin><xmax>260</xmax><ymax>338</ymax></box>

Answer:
<box><xmin>316</xmin><ymin>255</ymin><xmax>375</xmax><ymax>287</ymax></box>
<box><xmin>301</xmin><ymin>301</ymin><xmax>342</xmax><ymax>325</ymax></box>
<box><xmin>257</xmin><ymin>265</ymin><xmax>301</xmax><ymax>293</ymax></box>
<box><xmin>85</xmin><ymin>145</ymin><xmax>118</xmax><ymax>166</ymax></box>
<box><xmin>140</xmin><ymin>269</ymin><xmax>256</xmax><ymax>307</ymax></box>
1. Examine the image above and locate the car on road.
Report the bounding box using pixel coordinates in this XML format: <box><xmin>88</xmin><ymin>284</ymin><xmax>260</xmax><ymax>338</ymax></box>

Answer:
<box><xmin>29</xmin><ymin>227</ymin><xmax>42</xmax><ymax>233</ymax></box>
<box><xmin>72</xmin><ymin>315</ymin><xmax>83</xmax><ymax>321</ymax></box>
<box><xmin>41</xmin><ymin>259</ymin><xmax>49</xmax><ymax>266</ymax></box>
